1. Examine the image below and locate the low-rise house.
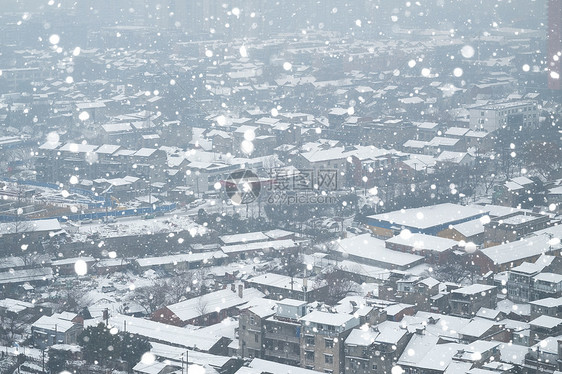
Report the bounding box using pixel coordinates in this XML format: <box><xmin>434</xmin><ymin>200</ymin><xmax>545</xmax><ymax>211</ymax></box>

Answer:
<box><xmin>331</xmin><ymin>234</ymin><xmax>425</xmax><ymax>271</ymax></box>
<box><xmin>458</xmin><ymin>318</ymin><xmax>509</xmax><ymax>343</ymax></box>
<box><xmin>523</xmin><ymin>335</ymin><xmax>562</xmax><ymax>373</ymax></box>
<box><xmin>492</xmin><ymin>176</ymin><xmax>543</xmax><ymax>208</ymax></box>
<box><xmin>245</xmin><ymin>273</ymin><xmax>328</xmax><ymax>302</ymax></box>
<box><xmin>385</xmin><ymin>233</ymin><xmax>459</xmax><ymax>264</ymax></box>
<box><xmin>398</xmin><ymin>336</ymin><xmax>501</xmax><ymax>374</ymax></box>
<box><xmin>532</xmin><ymin>272</ymin><xmax>562</xmax><ymax>300</ymax></box>
<box><xmin>135</xmin><ymin>251</ymin><xmax>227</xmax><ymax>272</ymax></box>
<box><xmin>51</xmin><ymin>257</ymin><xmax>96</xmax><ymax>276</ymax></box>
<box><xmin>0</xmin><ymin>298</ymin><xmax>38</xmax><ymax>319</ymax></box>
<box><xmin>32</xmin><ymin>314</ymin><xmax>83</xmax><ymax>349</ymax></box>
<box><xmin>380</xmin><ymin>272</ymin><xmax>440</xmax><ymax>312</ymax></box>
<box><xmin>484</xmin><ymin>211</ymin><xmax>550</xmax><ymax>246</ymax></box>
<box><xmin>529</xmin><ymin>315</ymin><xmax>562</xmax><ymax>344</ymax></box>
<box><xmin>438</xmin><ymin>218</ymin><xmax>485</xmax><ymax>245</ymax></box>
<box><xmin>474</xmin><ymin>234</ymin><xmax>560</xmax><ymax>273</ymax></box>
<box><xmin>92</xmin><ymin>258</ymin><xmax>131</xmax><ymax>275</ymax></box>
<box><xmin>0</xmin><ymin>219</ymin><xmax>62</xmax><ymax>246</ymax></box>
<box><xmin>147</xmin><ymin>342</ymin><xmax>238</xmax><ymax>374</ymax></box>
<box><xmin>449</xmin><ymin>284</ymin><xmax>497</xmax><ymax>317</ymax></box>
<box><xmin>0</xmin><ymin>267</ymin><xmax>54</xmax><ymax>294</ymax></box>
<box><xmin>383</xmin><ymin>303</ymin><xmax>416</xmax><ymax>322</ymax></box>
<box><xmin>90</xmin><ymin>314</ymin><xmax>230</xmax><ymax>354</ymax></box>
<box><xmin>151</xmin><ymin>286</ymin><xmax>264</xmax><ymax>327</ymax></box>
<box><xmin>530</xmin><ymin>297</ymin><xmax>562</xmax><ymax>319</ymax></box>
<box><xmin>221</xmin><ymin>239</ymin><xmax>299</xmax><ymax>260</ymax></box>
<box><xmin>366</xmin><ymin>203</ymin><xmax>487</xmax><ymax>239</ymax></box>
<box><xmin>237</xmin><ymin>358</ymin><xmax>320</xmax><ymax>374</ymax></box>
<box><xmin>435</xmin><ymin>151</ymin><xmax>475</xmax><ymax>167</ymax></box>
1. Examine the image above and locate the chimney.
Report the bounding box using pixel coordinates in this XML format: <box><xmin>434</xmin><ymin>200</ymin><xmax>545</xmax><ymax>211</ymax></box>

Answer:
<box><xmin>238</xmin><ymin>284</ymin><xmax>244</xmax><ymax>299</ymax></box>
<box><xmin>350</xmin><ymin>301</ymin><xmax>358</xmax><ymax>314</ymax></box>
<box><xmin>231</xmin><ymin>283</ymin><xmax>236</xmax><ymax>292</ymax></box>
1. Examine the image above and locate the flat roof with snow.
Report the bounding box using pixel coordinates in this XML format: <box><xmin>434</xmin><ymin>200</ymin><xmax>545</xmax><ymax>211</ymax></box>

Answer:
<box><xmin>334</xmin><ymin>234</ymin><xmax>424</xmax><ymax>269</ymax></box>
<box><xmin>367</xmin><ymin>203</ymin><xmax>487</xmax><ymax>233</ymax></box>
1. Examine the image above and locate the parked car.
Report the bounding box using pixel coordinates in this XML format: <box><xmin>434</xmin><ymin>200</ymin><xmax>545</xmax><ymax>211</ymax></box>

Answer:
<box><xmin>102</xmin><ymin>285</ymin><xmax>116</xmax><ymax>293</ymax></box>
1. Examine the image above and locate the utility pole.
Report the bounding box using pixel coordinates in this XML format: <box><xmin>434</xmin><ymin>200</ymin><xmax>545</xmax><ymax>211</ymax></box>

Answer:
<box><xmin>303</xmin><ymin>265</ymin><xmax>308</xmax><ymax>302</ymax></box>
<box><xmin>181</xmin><ymin>350</ymin><xmax>189</xmax><ymax>374</ymax></box>
<box><xmin>148</xmin><ymin>165</ymin><xmax>153</xmax><ymax>208</ymax></box>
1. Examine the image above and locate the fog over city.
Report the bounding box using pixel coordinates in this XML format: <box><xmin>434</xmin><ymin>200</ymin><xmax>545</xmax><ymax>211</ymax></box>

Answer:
<box><xmin>0</xmin><ymin>1</ymin><xmax>560</xmax><ymax>374</ymax></box>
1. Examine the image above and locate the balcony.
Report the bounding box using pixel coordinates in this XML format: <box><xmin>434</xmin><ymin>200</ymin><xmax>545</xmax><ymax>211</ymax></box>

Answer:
<box><xmin>264</xmin><ymin>348</ymin><xmax>300</xmax><ymax>362</ymax></box>
<box><xmin>264</xmin><ymin>331</ymin><xmax>300</xmax><ymax>344</ymax></box>
<box><xmin>524</xmin><ymin>353</ymin><xmax>558</xmax><ymax>373</ymax></box>
<box><xmin>533</xmin><ymin>284</ymin><xmax>558</xmax><ymax>293</ymax></box>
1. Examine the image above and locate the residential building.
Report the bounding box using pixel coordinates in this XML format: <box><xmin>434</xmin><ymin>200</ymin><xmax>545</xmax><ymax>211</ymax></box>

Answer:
<box><xmin>530</xmin><ymin>297</ymin><xmax>562</xmax><ymax>319</ymax></box>
<box><xmin>32</xmin><ymin>314</ymin><xmax>83</xmax><ymax>349</ymax></box>
<box><xmin>474</xmin><ymin>234</ymin><xmax>561</xmax><ymax>273</ymax></box>
<box><xmin>449</xmin><ymin>284</ymin><xmax>497</xmax><ymax>317</ymax></box>
<box><xmin>484</xmin><ymin>211</ymin><xmax>550</xmax><ymax>246</ymax></box>
<box><xmin>529</xmin><ymin>315</ymin><xmax>562</xmax><ymax>344</ymax></box>
<box><xmin>344</xmin><ymin>321</ymin><xmax>411</xmax><ymax>374</ymax></box>
<box><xmin>151</xmin><ymin>286</ymin><xmax>264</xmax><ymax>327</ymax></box>
<box><xmin>507</xmin><ymin>261</ymin><xmax>546</xmax><ymax>303</ymax></box>
<box><xmin>469</xmin><ymin>100</ymin><xmax>538</xmax><ymax>132</ymax></box>
<box><xmin>492</xmin><ymin>176</ymin><xmax>544</xmax><ymax>208</ymax></box>
<box><xmin>533</xmin><ymin>272</ymin><xmax>562</xmax><ymax>301</ymax></box>
<box><xmin>245</xmin><ymin>273</ymin><xmax>328</xmax><ymax>302</ymax></box>
<box><xmin>239</xmin><ymin>302</ymin><xmax>276</xmax><ymax>359</ymax></box>
<box><xmin>263</xmin><ymin>299</ymin><xmax>307</xmax><ymax>366</ymax></box>
<box><xmin>300</xmin><ymin>310</ymin><xmax>359</xmax><ymax>374</ymax></box>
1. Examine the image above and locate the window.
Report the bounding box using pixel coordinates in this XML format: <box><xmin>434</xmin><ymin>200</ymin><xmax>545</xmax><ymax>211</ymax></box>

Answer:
<box><xmin>250</xmin><ymin>316</ymin><xmax>255</xmax><ymax>324</ymax></box>
<box><xmin>292</xmin><ymin>343</ymin><xmax>300</xmax><ymax>354</ymax></box>
<box><xmin>306</xmin><ymin>335</ymin><xmax>315</xmax><ymax>346</ymax></box>
<box><xmin>254</xmin><ymin>333</ymin><xmax>259</xmax><ymax>343</ymax></box>
<box><xmin>324</xmin><ymin>354</ymin><xmax>334</xmax><ymax>364</ymax></box>
<box><xmin>325</xmin><ymin>339</ymin><xmax>334</xmax><ymax>348</ymax></box>
<box><xmin>305</xmin><ymin>350</ymin><xmax>315</xmax><ymax>361</ymax></box>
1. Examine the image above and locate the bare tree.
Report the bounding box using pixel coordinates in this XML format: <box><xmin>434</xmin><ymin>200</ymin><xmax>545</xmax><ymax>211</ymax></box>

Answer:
<box><xmin>317</xmin><ymin>267</ymin><xmax>359</xmax><ymax>305</ymax></box>
<box><xmin>134</xmin><ymin>281</ymin><xmax>169</xmax><ymax>314</ymax></box>
<box><xmin>195</xmin><ymin>296</ymin><xmax>210</xmax><ymax>324</ymax></box>
<box><xmin>54</xmin><ymin>287</ymin><xmax>90</xmax><ymax>313</ymax></box>
<box><xmin>166</xmin><ymin>273</ymin><xmax>195</xmax><ymax>304</ymax></box>
<box><xmin>0</xmin><ymin>314</ymin><xmax>25</xmax><ymax>345</ymax></box>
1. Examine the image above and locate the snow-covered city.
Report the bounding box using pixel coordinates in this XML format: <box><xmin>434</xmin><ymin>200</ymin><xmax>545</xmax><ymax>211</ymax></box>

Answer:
<box><xmin>0</xmin><ymin>1</ymin><xmax>561</xmax><ymax>373</ymax></box>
